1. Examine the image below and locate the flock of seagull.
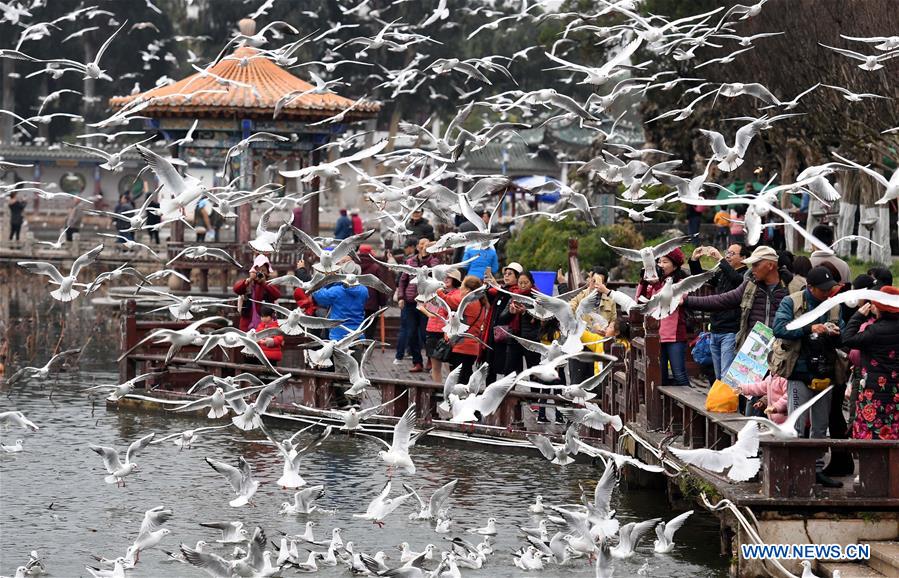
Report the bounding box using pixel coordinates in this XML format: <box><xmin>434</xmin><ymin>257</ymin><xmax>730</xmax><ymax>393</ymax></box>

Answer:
<box><xmin>1</xmin><ymin>0</ymin><xmax>897</xmax><ymax>576</ymax></box>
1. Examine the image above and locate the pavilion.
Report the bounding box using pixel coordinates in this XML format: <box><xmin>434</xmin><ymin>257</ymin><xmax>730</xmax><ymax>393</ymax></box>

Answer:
<box><xmin>109</xmin><ymin>19</ymin><xmax>380</xmax><ymax>242</ymax></box>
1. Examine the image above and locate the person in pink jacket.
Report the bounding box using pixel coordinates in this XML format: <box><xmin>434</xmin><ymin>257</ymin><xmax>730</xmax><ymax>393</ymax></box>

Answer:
<box><xmin>738</xmin><ymin>375</ymin><xmax>789</xmax><ymax>424</ymax></box>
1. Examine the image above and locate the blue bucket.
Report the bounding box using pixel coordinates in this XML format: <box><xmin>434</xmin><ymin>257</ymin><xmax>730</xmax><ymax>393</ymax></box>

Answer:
<box><xmin>531</xmin><ymin>270</ymin><xmax>556</xmax><ymax>295</ymax></box>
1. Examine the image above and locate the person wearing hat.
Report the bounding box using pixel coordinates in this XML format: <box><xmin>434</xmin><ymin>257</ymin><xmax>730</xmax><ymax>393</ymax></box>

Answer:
<box><xmin>482</xmin><ymin>262</ymin><xmax>525</xmax><ymax>381</ymax></box>
<box><xmin>350</xmin><ymin>210</ymin><xmax>364</xmax><ymax>235</ymax></box>
<box><xmin>683</xmin><ymin>245</ymin><xmax>789</xmax><ymax>356</ymax></box>
<box><xmin>636</xmin><ymin>247</ymin><xmax>691</xmax><ymax>386</ymax></box>
<box><xmin>772</xmin><ymin>265</ymin><xmax>845</xmax><ymax>487</ymax></box>
<box><xmin>334</xmin><ymin>208</ymin><xmax>353</xmax><ymax>240</ymax></box>
<box><xmin>842</xmin><ymin>286</ymin><xmax>899</xmax><ymax>441</ymax></box>
<box><xmin>419</xmin><ymin>269</ymin><xmax>463</xmax><ymax>382</ymax></box>
<box><xmin>233</xmin><ymin>254</ymin><xmax>282</xmax><ymax>332</ymax></box>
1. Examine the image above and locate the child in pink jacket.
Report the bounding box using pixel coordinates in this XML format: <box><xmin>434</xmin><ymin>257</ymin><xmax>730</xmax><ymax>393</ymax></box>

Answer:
<box><xmin>739</xmin><ymin>375</ymin><xmax>788</xmax><ymax>424</ymax></box>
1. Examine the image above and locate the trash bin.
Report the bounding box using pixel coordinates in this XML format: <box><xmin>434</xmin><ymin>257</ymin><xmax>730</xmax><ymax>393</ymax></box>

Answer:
<box><xmin>531</xmin><ymin>271</ymin><xmax>556</xmax><ymax>295</ymax></box>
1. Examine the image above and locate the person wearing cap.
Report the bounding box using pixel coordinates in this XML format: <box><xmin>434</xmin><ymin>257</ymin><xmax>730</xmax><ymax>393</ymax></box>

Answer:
<box><xmin>407</xmin><ymin>208</ymin><xmax>435</xmax><ymax>242</ymax></box>
<box><xmin>841</xmin><ymin>286</ymin><xmax>899</xmax><ymax>441</ymax></box>
<box><xmin>772</xmin><ymin>265</ymin><xmax>845</xmax><ymax>487</ymax></box>
<box><xmin>395</xmin><ymin>238</ymin><xmax>440</xmax><ymax>372</ymax></box>
<box><xmin>233</xmin><ymin>255</ymin><xmax>282</xmax><ymax>332</ymax></box>
<box><xmin>358</xmin><ymin>244</ymin><xmax>388</xmax><ymax>339</ymax></box>
<box><xmin>334</xmin><ymin>208</ymin><xmax>353</xmax><ymax>240</ymax></box>
<box><xmin>809</xmin><ymin>224</ymin><xmax>851</xmax><ymax>286</ymax></box>
<box><xmin>310</xmin><ymin>259</ymin><xmax>370</xmax><ymax>341</ymax></box>
<box><xmin>683</xmin><ymin>245</ymin><xmax>789</xmax><ymax>355</ymax></box>
<box><xmin>687</xmin><ymin>243</ymin><xmax>750</xmax><ymax>379</ymax></box>
<box><xmin>419</xmin><ymin>269</ymin><xmax>463</xmax><ymax>382</ymax></box>
<box><xmin>636</xmin><ymin>247</ymin><xmax>691</xmax><ymax>386</ymax></box>
<box><xmin>482</xmin><ymin>262</ymin><xmax>525</xmax><ymax>381</ymax></box>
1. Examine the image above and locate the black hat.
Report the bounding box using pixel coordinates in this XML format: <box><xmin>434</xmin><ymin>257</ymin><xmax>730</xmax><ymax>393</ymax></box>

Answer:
<box><xmin>807</xmin><ymin>266</ymin><xmax>838</xmax><ymax>292</ymax></box>
<box><xmin>852</xmin><ymin>274</ymin><xmax>875</xmax><ymax>291</ymax></box>
<box><xmin>404</xmin><ymin>238</ymin><xmax>418</xmax><ymax>248</ymax></box>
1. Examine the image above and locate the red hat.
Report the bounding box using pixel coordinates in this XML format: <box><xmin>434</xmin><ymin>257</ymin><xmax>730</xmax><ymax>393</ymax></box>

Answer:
<box><xmin>876</xmin><ymin>286</ymin><xmax>899</xmax><ymax>313</ymax></box>
<box><xmin>359</xmin><ymin>244</ymin><xmax>373</xmax><ymax>255</ymax></box>
<box><xmin>665</xmin><ymin>247</ymin><xmax>685</xmax><ymax>269</ymax></box>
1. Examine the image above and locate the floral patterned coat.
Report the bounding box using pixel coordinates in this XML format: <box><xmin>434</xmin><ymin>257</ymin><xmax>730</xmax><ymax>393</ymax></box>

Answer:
<box><xmin>841</xmin><ymin>310</ymin><xmax>899</xmax><ymax>440</ymax></box>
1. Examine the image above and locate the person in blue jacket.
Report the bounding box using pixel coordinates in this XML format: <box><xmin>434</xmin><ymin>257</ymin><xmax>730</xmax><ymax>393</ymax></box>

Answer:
<box><xmin>460</xmin><ymin>244</ymin><xmax>499</xmax><ymax>280</ymax></box>
<box><xmin>310</xmin><ymin>261</ymin><xmax>370</xmax><ymax>340</ymax></box>
<box><xmin>334</xmin><ymin>208</ymin><xmax>353</xmax><ymax>240</ymax></box>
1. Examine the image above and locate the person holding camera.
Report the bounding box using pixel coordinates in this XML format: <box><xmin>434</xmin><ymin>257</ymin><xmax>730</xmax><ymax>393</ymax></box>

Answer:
<box><xmin>233</xmin><ymin>255</ymin><xmax>281</xmax><ymax>332</ymax></box>
<box><xmin>771</xmin><ymin>266</ymin><xmax>845</xmax><ymax>488</ymax></box>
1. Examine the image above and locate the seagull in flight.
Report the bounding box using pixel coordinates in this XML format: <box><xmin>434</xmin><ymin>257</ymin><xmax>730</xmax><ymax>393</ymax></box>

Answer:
<box><xmin>17</xmin><ymin>244</ymin><xmax>103</xmax><ymax>301</ymax></box>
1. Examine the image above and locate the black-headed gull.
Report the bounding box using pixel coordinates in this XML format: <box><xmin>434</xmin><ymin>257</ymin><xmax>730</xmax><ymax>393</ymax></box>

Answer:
<box><xmin>5</xmin><ymin>348</ymin><xmax>81</xmax><ymax>390</ymax></box>
<box><xmin>198</xmin><ymin>521</ymin><xmax>247</xmax><ymax>544</ymax></box>
<box><xmin>611</xmin><ymin>518</ymin><xmax>663</xmax><ymax>559</ymax></box>
<box><xmin>357</xmin><ymin>403</ymin><xmax>432</xmax><ymax>475</ymax></box>
<box><xmin>353</xmin><ymin>481</ymin><xmax>414</xmax><ymax>527</ymax></box>
<box><xmin>17</xmin><ymin>244</ymin><xmax>103</xmax><ymax>301</ymax></box>
<box><xmin>0</xmin><ymin>411</ymin><xmax>39</xmax><ymax>431</ymax></box>
<box><xmin>668</xmin><ymin>421</ymin><xmax>761</xmax><ymax>481</ymax></box>
<box><xmin>205</xmin><ymin>456</ymin><xmax>259</xmax><ymax>507</ymax></box>
<box><xmin>280</xmin><ymin>485</ymin><xmax>325</xmax><ymax>515</ymax></box>
<box><xmin>89</xmin><ymin>433</ymin><xmax>155</xmax><ymax>486</ymax></box>
<box><xmin>403</xmin><ymin>478</ymin><xmax>458</xmax><ymax>520</ymax></box>
<box><xmin>653</xmin><ymin>510</ymin><xmax>694</xmax><ymax>553</ymax></box>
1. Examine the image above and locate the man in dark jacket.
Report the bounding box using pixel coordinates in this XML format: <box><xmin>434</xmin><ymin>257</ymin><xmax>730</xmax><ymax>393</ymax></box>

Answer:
<box><xmin>395</xmin><ymin>238</ymin><xmax>440</xmax><ymax>372</ymax></box>
<box><xmin>683</xmin><ymin>245</ymin><xmax>788</xmax><ymax>353</ymax></box>
<box><xmin>407</xmin><ymin>209</ymin><xmax>435</xmax><ymax>242</ymax></box>
<box><xmin>772</xmin><ymin>266</ymin><xmax>844</xmax><ymax>488</ymax></box>
<box><xmin>688</xmin><ymin>243</ymin><xmax>749</xmax><ymax>379</ymax></box>
<box><xmin>334</xmin><ymin>209</ymin><xmax>352</xmax><ymax>240</ymax></box>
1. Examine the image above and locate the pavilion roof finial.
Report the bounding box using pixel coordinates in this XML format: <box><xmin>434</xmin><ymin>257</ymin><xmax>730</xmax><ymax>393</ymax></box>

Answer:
<box><xmin>238</xmin><ymin>18</ymin><xmax>256</xmax><ymax>37</ymax></box>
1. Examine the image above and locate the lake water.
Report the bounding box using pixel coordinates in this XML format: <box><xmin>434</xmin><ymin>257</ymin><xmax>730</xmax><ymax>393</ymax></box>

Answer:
<box><xmin>0</xmin><ymin>269</ymin><xmax>728</xmax><ymax>577</ymax></box>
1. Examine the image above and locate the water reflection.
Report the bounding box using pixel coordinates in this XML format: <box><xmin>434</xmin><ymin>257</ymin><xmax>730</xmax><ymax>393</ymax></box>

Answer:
<box><xmin>0</xmin><ymin>268</ymin><xmax>728</xmax><ymax>576</ymax></box>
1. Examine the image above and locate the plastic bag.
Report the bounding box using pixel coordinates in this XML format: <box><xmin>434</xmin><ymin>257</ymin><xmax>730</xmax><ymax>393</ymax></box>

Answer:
<box><xmin>691</xmin><ymin>332</ymin><xmax>713</xmax><ymax>366</ymax></box>
<box><xmin>705</xmin><ymin>379</ymin><xmax>738</xmax><ymax>413</ymax></box>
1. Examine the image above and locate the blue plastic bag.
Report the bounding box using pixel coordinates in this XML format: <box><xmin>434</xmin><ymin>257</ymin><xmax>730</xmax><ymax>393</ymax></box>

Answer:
<box><xmin>691</xmin><ymin>331</ymin><xmax>713</xmax><ymax>366</ymax></box>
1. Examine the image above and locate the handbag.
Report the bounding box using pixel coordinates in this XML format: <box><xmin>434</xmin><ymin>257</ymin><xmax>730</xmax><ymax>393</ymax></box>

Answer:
<box><xmin>493</xmin><ymin>324</ymin><xmax>511</xmax><ymax>343</ymax></box>
<box><xmin>432</xmin><ymin>338</ymin><xmax>454</xmax><ymax>362</ymax></box>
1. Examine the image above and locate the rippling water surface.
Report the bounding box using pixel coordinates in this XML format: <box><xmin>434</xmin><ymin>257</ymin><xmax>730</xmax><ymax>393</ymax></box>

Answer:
<box><xmin>0</xmin><ymin>272</ymin><xmax>728</xmax><ymax>577</ymax></box>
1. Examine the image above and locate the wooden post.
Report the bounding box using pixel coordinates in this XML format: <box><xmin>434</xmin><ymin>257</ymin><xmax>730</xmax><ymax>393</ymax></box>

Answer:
<box><xmin>643</xmin><ymin>315</ymin><xmax>662</xmax><ymax>430</ymax></box>
<box><xmin>119</xmin><ymin>299</ymin><xmax>137</xmax><ymax>383</ymax></box>
<box><xmin>567</xmin><ymin>238</ymin><xmax>582</xmax><ymax>289</ymax></box>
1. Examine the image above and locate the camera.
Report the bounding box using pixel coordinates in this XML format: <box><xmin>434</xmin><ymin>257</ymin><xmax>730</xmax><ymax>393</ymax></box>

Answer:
<box><xmin>807</xmin><ymin>333</ymin><xmax>830</xmax><ymax>376</ymax></box>
<box><xmin>255</xmin><ymin>271</ymin><xmax>265</xmax><ymax>280</ymax></box>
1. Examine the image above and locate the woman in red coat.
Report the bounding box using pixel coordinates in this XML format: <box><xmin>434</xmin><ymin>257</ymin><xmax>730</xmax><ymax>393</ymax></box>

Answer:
<box><xmin>255</xmin><ymin>306</ymin><xmax>284</xmax><ymax>365</ymax></box>
<box><xmin>233</xmin><ymin>256</ymin><xmax>281</xmax><ymax>331</ymax></box>
<box><xmin>438</xmin><ymin>275</ymin><xmax>488</xmax><ymax>384</ymax></box>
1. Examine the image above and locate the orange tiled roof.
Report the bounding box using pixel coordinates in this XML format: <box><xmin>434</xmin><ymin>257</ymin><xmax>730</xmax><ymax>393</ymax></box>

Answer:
<box><xmin>109</xmin><ymin>46</ymin><xmax>380</xmax><ymax>121</ymax></box>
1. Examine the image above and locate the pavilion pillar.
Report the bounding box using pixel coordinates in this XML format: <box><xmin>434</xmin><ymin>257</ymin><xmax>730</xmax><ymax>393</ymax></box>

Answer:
<box><xmin>301</xmin><ymin>147</ymin><xmax>321</xmax><ymax>236</ymax></box>
<box><xmin>237</xmin><ymin>126</ymin><xmax>253</xmax><ymax>245</ymax></box>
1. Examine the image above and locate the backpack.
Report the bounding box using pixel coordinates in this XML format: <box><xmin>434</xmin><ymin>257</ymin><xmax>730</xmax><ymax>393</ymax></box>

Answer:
<box><xmin>769</xmin><ymin>290</ymin><xmax>844</xmax><ymax>379</ymax></box>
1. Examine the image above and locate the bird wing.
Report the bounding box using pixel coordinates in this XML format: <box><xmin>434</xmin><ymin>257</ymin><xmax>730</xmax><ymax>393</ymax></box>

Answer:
<box><xmin>428</xmin><ymin>479</ymin><xmax>458</xmax><ymax>517</ymax></box>
<box><xmin>296</xmin><ymin>425</ymin><xmax>333</xmax><ymax>456</ymax></box>
<box><xmin>359</xmin><ymin>390</ymin><xmax>407</xmax><ymax>419</ymax></box>
<box><xmin>593</xmin><ymin>463</ymin><xmax>617</xmax><ymax>516</ymax></box>
<box><xmin>125</xmin><ymin>433</ymin><xmax>155</xmax><ymax>463</ymax></box>
<box><xmin>137</xmin><ymin>145</ymin><xmax>188</xmax><ymax>195</ymax></box>
<box><xmin>672</xmin><ymin>269</ymin><xmax>717</xmax><ymax>298</ymax></box>
<box><xmin>700</xmin><ymin>129</ymin><xmax>730</xmax><ymax>158</ymax></box>
<box><xmin>253</xmin><ymin>374</ymin><xmax>290</xmax><ymax>414</ymax></box>
<box><xmin>401</xmin><ymin>483</ymin><xmax>427</xmax><ymax>511</ymax></box>
<box><xmin>355</xmin><ymin>274</ymin><xmax>391</xmax><ymax>294</ymax></box>
<box><xmin>391</xmin><ymin>403</ymin><xmax>417</xmax><ymax>453</ymax></box>
<box><xmin>204</xmin><ymin>248</ymin><xmax>243</xmax><ymax>268</ymax></box>
<box><xmin>139</xmin><ymin>506</ymin><xmax>173</xmax><ymax>538</ymax></box>
<box><xmin>787</xmin><ymin>289</ymin><xmax>899</xmax><ymax>330</ymax></box>
<box><xmin>443</xmin><ymin>364</ymin><xmax>463</xmax><ymax>400</ymax></box>
<box><xmin>527</xmin><ymin>434</ymin><xmax>558</xmax><ymax>461</ymax></box>
<box><xmin>17</xmin><ymin>261</ymin><xmax>64</xmax><ymax>283</ymax></box>
<box><xmin>474</xmin><ymin>374</ymin><xmax>517</xmax><ymax>417</ymax></box>
<box><xmin>783</xmin><ymin>385</ymin><xmax>834</xmax><ymax>432</ymax></box>
<box><xmin>291</xmin><ymin>227</ymin><xmax>324</xmax><ymax>257</ymax></box>
<box><xmin>733</xmin><ymin>122</ymin><xmax>759</xmax><ymax>157</ymax></box>
<box><xmin>94</xmin><ymin>20</ymin><xmax>126</xmax><ymax>63</ymax></box>
<box><xmin>832</xmin><ymin>152</ymin><xmax>889</xmax><ymax>187</ymax></box>
<box><xmin>600</xmin><ymin>237</ymin><xmax>642</xmax><ymax>261</ymax></box>
<box><xmin>664</xmin><ymin>510</ymin><xmax>693</xmax><ymax>542</ymax></box>
<box><xmin>89</xmin><ymin>445</ymin><xmax>123</xmax><ymax>473</ymax></box>
<box><xmin>667</xmin><ymin>446</ymin><xmax>731</xmax><ymax>472</ymax></box>
<box><xmin>507</xmin><ymin>333</ymin><xmax>550</xmax><ymax>355</ymax></box>
<box><xmin>46</xmin><ymin>348</ymin><xmax>81</xmax><ymax>370</ymax></box>
<box><xmin>180</xmin><ymin>544</ymin><xmax>232</xmax><ymax>576</ymax></box>
<box><xmin>730</xmin><ymin>421</ymin><xmax>761</xmax><ymax>457</ymax></box>
<box><xmin>331</xmin><ymin>229</ymin><xmax>375</xmax><ymax>260</ymax></box>
<box><xmin>205</xmin><ymin>457</ymin><xmax>243</xmax><ymax>492</ymax></box>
